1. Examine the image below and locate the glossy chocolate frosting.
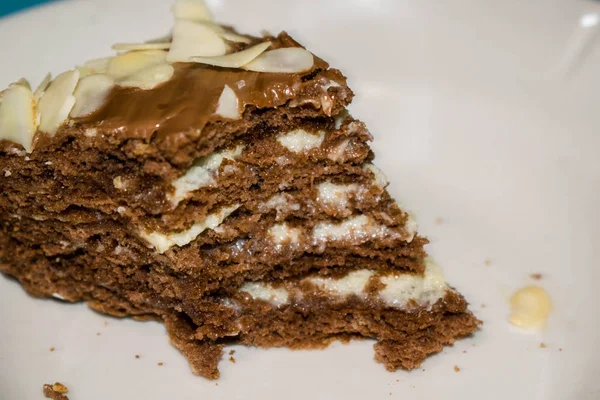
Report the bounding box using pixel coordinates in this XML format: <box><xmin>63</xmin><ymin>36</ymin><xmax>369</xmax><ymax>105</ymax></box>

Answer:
<box><xmin>76</xmin><ymin>33</ymin><xmax>340</xmax><ymax>142</ymax></box>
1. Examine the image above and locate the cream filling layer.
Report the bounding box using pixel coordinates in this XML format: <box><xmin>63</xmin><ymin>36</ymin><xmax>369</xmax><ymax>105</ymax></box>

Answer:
<box><xmin>312</xmin><ymin>215</ymin><xmax>399</xmax><ymax>246</ymax></box>
<box><xmin>239</xmin><ymin>258</ymin><xmax>447</xmax><ymax>309</ymax></box>
<box><xmin>316</xmin><ymin>181</ymin><xmax>361</xmax><ymax>212</ymax></box>
<box><xmin>362</xmin><ymin>163</ymin><xmax>388</xmax><ymax>189</ymax></box>
<box><xmin>169</xmin><ymin>145</ymin><xmax>244</xmax><ymax>206</ymax></box>
<box><xmin>268</xmin><ymin>223</ymin><xmax>302</xmax><ymax>245</ymax></box>
<box><xmin>276</xmin><ymin>129</ymin><xmax>325</xmax><ymax>153</ymax></box>
<box><xmin>140</xmin><ymin>204</ymin><xmax>239</xmax><ymax>253</ymax></box>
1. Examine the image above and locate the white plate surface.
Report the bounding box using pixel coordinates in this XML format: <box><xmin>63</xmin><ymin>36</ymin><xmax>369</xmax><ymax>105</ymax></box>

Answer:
<box><xmin>1</xmin><ymin>0</ymin><xmax>599</xmax><ymax>399</ymax></box>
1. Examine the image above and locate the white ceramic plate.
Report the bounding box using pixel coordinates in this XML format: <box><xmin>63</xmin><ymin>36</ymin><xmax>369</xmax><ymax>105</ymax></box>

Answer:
<box><xmin>1</xmin><ymin>0</ymin><xmax>599</xmax><ymax>399</ymax></box>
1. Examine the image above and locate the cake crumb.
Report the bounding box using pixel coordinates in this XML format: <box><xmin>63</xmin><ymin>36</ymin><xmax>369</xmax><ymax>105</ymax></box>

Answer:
<box><xmin>157</xmin><ymin>362</ymin><xmax>164</xmax><ymax>366</ymax></box>
<box><xmin>43</xmin><ymin>382</ymin><xmax>69</xmax><ymax>400</ymax></box>
<box><xmin>229</xmin><ymin>350</ymin><xmax>236</xmax><ymax>355</ymax></box>
<box><xmin>530</xmin><ymin>273</ymin><xmax>542</xmax><ymax>280</ymax></box>
<box><xmin>229</xmin><ymin>356</ymin><xmax>236</xmax><ymax>363</ymax></box>
<box><xmin>96</xmin><ymin>332</ymin><xmax>101</xmax><ymax>336</ymax></box>
<box><xmin>540</xmin><ymin>342</ymin><xmax>547</xmax><ymax>349</ymax></box>
<box><xmin>389</xmin><ymin>392</ymin><xmax>392</xmax><ymax>396</ymax></box>
<box><xmin>215</xmin><ymin>383</ymin><xmax>219</xmax><ymax>387</ymax></box>
<box><xmin>481</xmin><ymin>303</ymin><xmax>486</xmax><ymax>308</ymax></box>
<box><xmin>463</xmin><ymin>350</ymin><xmax>467</xmax><ymax>354</ymax></box>
<box><xmin>49</xmin><ymin>347</ymin><xmax>55</xmax><ymax>352</ymax></box>
<box><xmin>103</xmin><ymin>321</ymin><xmax>109</xmax><ymax>327</ymax></box>
<box><xmin>454</xmin><ymin>365</ymin><xmax>460</xmax><ymax>372</ymax></box>
<box><xmin>52</xmin><ymin>383</ymin><xmax>68</xmax><ymax>394</ymax></box>
<box><xmin>559</xmin><ymin>348</ymin><xmax>563</xmax><ymax>352</ymax></box>
<box><xmin>135</xmin><ymin>354</ymin><xmax>140</xmax><ymax>359</ymax></box>
<box><xmin>484</xmin><ymin>259</ymin><xmax>492</xmax><ymax>266</ymax></box>
<box><xmin>434</xmin><ymin>217</ymin><xmax>444</xmax><ymax>225</ymax></box>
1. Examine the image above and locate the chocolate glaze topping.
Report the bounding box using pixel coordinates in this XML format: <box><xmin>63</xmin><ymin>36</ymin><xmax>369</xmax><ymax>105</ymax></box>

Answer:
<box><xmin>77</xmin><ymin>33</ymin><xmax>334</xmax><ymax>142</ymax></box>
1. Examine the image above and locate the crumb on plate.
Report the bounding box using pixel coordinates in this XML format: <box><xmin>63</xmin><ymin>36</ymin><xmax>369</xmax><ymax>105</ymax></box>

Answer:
<box><xmin>43</xmin><ymin>382</ymin><xmax>69</xmax><ymax>400</ymax></box>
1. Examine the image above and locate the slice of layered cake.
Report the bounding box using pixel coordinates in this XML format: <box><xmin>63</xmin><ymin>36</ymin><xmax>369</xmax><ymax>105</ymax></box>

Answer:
<box><xmin>0</xmin><ymin>0</ymin><xmax>479</xmax><ymax>379</ymax></box>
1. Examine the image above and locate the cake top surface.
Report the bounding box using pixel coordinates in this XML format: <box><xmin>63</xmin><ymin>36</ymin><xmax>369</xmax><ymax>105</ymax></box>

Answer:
<box><xmin>78</xmin><ymin>33</ymin><xmax>332</xmax><ymax>142</ymax></box>
<box><xmin>0</xmin><ymin>0</ymin><xmax>351</xmax><ymax>155</ymax></box>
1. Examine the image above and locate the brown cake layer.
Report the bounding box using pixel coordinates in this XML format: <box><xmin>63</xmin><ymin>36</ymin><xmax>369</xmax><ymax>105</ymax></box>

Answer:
<box><xmin>0</xmin><ymin>238</ymin><xmax>479</xmax><ymax>380</ymax></box>
<box><xmin>0</xmin><ymin>117</ymin><xmax>370</xmax><ymax>232</ymax></box>
<box><xmin>1</xmin><ymin>114</ymin><xmax>427</xmax><ymax>302</ymax></box>
<box><xmin>0</xmin><ymin>203</ymin><xmax>429</xmax><ymax>305</ymax></box>
<box><xmin>10</xmin><ymin>32</ymin><xmax>352</xmax><ymax>168</ymax></box>
<box><xmin>166</xmin><ymin>291</ymin><xmax>479</xmax><ymax>379</ymax></box>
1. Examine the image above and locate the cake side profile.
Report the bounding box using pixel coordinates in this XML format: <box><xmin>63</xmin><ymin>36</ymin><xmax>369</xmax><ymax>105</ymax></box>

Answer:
<box><xmin>0</xmin><ymin>0</ymin><xmax>479</xmax><ymax>379</ymax></box>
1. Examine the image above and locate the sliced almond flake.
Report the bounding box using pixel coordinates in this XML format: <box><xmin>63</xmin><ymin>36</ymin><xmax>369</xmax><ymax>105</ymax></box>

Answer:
<box><xmin>33</xmin><ymin>73</ymin><xmax>52</xmax><ymax>103</ymax></box>
<box><xmin>196</xmin><ymin>21</ymin><xmax>252</xmax><ymax>44</ymax></box>
<box><xmin>167</xmin><ymin>19</ymin><xmax>227</xmax><ymax>62</ymax></box>
<box><xmin>215</xmin><ymin>85</ymin><xmax>240</xmax><ymax>119</ymax></box>
<box><xmin>243</xmin><ymin>47</ymin><xmax>314</xmax><ymax>73</ymax></box>
<box><xmin>189</xmin><ymin>41</ymin><xmax>271</xmax><ymax>68</ymax></box>
<box><xmin>146</xmin><ymin>33</ymin><xmax>173</xmax><ymax>44</ymax></box>
<box><xmin>15</xmin><ymin>78</ymin><xmax>31</xmax><ymax>91</ymax></box>
<box><xmin>172</xmin><ymin>0</ymin><xmax>213</xmax><ymax>22</ymax></box>
<box><xmin>200</xmin><ymin>21</ymin><xmax>226</xmax><ymax>33</ymax></box>
<box><xmin>71</xmin><ymin>74</ymin><xmax>114</xmax><ymax>118</ymax></box>
<box><xmin>107</xmin><ymin>50</ymin><xmax>167</xmax><ymax>79</ymax></box>
<box><xmin>220</xmin><ymin>31</ymin><xmax>252</xmax><ymax>44</ymax></box>
<box><xmin>38</xmin><ymin>70</ymin><xmax>80</xmax><ymax>135</ymax></box>
<box><xmin>118</xmin><ymin>63</ymin><xmax>174</xmax><ymax>90</ymax></box>
<box><xmin>112</xmin><ymin>42</ymin><xmax>171</xmax><ymax>51</ymax></box>
<box><xmin>0</xmin><ymin>81</ymin><xmax>37</xmax><ymax>152</ymax></box>
<box><xmin>82</xmin><ymin>57</ymin><xmax>113</xmax><ymax>75</ymax></box>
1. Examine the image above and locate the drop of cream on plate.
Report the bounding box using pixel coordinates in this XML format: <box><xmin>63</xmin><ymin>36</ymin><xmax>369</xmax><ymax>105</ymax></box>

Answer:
<box><xmin>509</xmin><ymin>285</ymin><xmax>552</xmax><ymax>329</ymax></box>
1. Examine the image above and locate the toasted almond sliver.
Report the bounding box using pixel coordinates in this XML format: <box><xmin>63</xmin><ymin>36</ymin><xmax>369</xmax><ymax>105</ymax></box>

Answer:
<box><xmin>0</xmin><ymin>81</ymin><xmax>37</xmax><ymax>152</ymax></box>
<box><xmin>189</xmin><ymin>41</ymin><xmax>271</xmax><ymax>68</ymax></box>
<box><xmin>167</xmin><ymin>19</ymin><xmax>227</xmax><ymax>62</ymax></box>
<box><xmin>33</xmin><ymin>73</ymin><xmax>52</xmax><ymax>103</ymax></box>
<box><xmin>200</xmin><ymin>21</ymin><xmax>226</xmax><ymax>33</ymax></box>
<box><xmin>172</xmin><ymin>0</ymin><xmax>213</xmax><ymax>22</ymax></box>
<box><xmin>146</xmin><ymin>33</ymin><xmax>173</xmax><ymax>44</ymax></box>
<box><xmin>243</xmin><ymin>47</ymin><xmax>314</xmax><ymax>73</ymax></box>
<box><xmin>107</xmin><ymin>50</ymin><xmax>167</xmax><ymax>80</ymax></box>
<box><xmin>15</xmin><ymin>78</ymin><xmax>31</xmax><ymax>91</ymax></box>
<box><xmin>71</xmin><ymin>74</ymin><xmax>114</xmax><ymax>118</ymax></box>
<box><xmin>197</xmin><ymin>21</ymin><xmax>252</xmax><ymax>44</ymax></box>
<box><xmin>220</xmin><ymin>31</ymin><xmax>252</xmax><ymax>44</ymax></box>
<box><xmin>37</xmin><ymin>70</ymin><xmax>80</xmax><ymax>135</ymax></box>
<box><xmin>215</xmin><ymin>85</ymin><xmax>240</xmax><ymax>119</ymax></box>
<box><xmin>113</xmin><ymin>42</ymin><xmax>171</xmax><ymax>51</ymax></box>
<box><xmin>84</xmin><ymin>57</ymin><xmax>113</xmax><ymax>74</ymax></box>
<box><xmin>118</xmin><ymin>63</ymin><xmax>174</xmax><ymax>90</ymax></box>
